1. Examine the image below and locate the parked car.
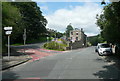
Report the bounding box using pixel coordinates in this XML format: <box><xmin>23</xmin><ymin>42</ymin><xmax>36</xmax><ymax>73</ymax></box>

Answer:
<box><xmin>95</xmin><ymin>43</ymin><xmax>113</xmax><ymax>56</ymax></box>
<box><xmin>95</xmin><ymin>43</ymin><xmax>101</xmax><ymax>52</ymax></box>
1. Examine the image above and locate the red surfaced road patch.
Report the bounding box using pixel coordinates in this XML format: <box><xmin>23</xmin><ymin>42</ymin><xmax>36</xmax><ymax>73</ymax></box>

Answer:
<box><xmin>38</xmin><ymin>48</ymin><xmax>63</xmax><ymax>53</ymax></box>
<box><xmin>17</xmin><ymin>48</ymin><xmax>64</xmax><ymax>62</ymax></box>
<box><xmin>11</xmin><ymin>77</ymin><xmax>41</xmax><ymax>81</ymax></box>
<box><xmin>25</xmin><ymin>49</ymin><xmax>46</xmax><ymax>61</ymax></box>
<box><xmin>25</xmin><ymin>77</ymin><xmax>41</xmax><ymax>79</ymax></box>
<box><xmin>24</xmin><ymin>49</ymin><xmax>61</xmax><ymax>61</ymax></box>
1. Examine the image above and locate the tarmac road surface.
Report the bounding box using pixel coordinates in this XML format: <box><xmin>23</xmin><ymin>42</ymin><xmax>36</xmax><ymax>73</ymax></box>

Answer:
<box><xmin>2</xmin><ymin>46</ymin><xmax>120</xmax><ymax>80</ymax></box>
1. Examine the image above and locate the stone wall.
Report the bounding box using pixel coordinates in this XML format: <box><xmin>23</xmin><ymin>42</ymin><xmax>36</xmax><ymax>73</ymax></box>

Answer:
<box><xmin>66</xmin><ymin>40</ymin><xmax>85</xmax><ymax>50</ymax></box>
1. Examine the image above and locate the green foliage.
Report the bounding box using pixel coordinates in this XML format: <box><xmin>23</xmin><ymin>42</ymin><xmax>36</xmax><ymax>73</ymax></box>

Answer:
<box><xmin>56</xmin><ymin>32</ymin><xmax>63</xmax><ymax>38</ymax></box>
<box><xmin>96</xmin><ymin>2</ymin><xmax>120</xmax><ymax>43</ymax></box>
<box><xmin>2</xmin><ymin>2</ymin><xmax>47</xmax><ymax>44</ymax></box>
<box><xmin>27</xmin><ymin>37</ymin><xmax>47</xmax><ymax>44</ymax></box>
<box><xmin>47</xmin><ymin>29</ymin><xmax>63</xmax><ymax>38</ymax></box>
<box><xmin>43</xmin><ymin>41</ymin><xmax>67</xmax><ymax>51</ymax></box>
<box><xmin>11</xmin><ymin>2</ymin><xmax>47</xmax><ymax>43</ymax></box>
<box><xmin>2</xmin><ymin>2</ymin><xmax>22</xmax><ymax>53</ymax></box>
<box><xmin>60</xmin><ymin>39</ymin><xmax>68</xmax><ymax>45</ymax></box>
<box><xmin>87</xmin><ymin>35</ymin><xmax>105</xmax><ymax>46</ymax></box>
<box><xmin>87</xmin><ymin>42</ymin><xmax>92</xmax><ymax>46</ymax></box>
<box><xmin>2</xmin><ymin>2</ymin><xmax>48</xmax><ymax>53</ymax></box>
<box><xmin>66</xmin><ymin>23</ymin><xmax>73</xmax><ymax>37</ymax></box>
<box><xmin>2</xmin><ymin>2</ymin><xmax>21</xmax><ymax>27</ymax></box>
<box><xmin>11</xmin><ymin>43</ymin><xmax>23</xmax><ymax>46</ymax></box>
<box><xmin>2</xmin><ymin>2</ymin><xmax>22</xmax><ymax>43</ymax></box>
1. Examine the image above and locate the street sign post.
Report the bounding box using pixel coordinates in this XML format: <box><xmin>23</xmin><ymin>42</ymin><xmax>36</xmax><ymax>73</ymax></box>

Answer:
<box><xmin>4</xmin><ymin>27</ymin><xmax>12</xmax><ymax>31</ymax></box>
<box><xmin>23</xmin><ymin>29</ymin><xmax>26</xmax><ymax>45</ymax></box>
<box><xmin>5</xmin><ymin>31</ymin><xmax>12</xmax><ymax>35</ymax></box>
<box><xmin>4</xmin><ymin>27</ymin><xmax>12</xmax><ymax>61</ymax></box>
<box><xmin>23</xmin><ymin>29</ymin><xmax>26</xmax><ymax>54</ymax></box>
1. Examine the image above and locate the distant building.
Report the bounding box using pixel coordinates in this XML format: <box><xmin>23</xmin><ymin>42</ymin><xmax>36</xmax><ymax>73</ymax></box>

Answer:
<box><xmin>69</xmin><ymin>28</ymin><xmax>87</xmax><ymax>46</ymax></box>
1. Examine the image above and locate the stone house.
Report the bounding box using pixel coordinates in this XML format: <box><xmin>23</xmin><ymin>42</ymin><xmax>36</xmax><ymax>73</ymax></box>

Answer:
<box><xmin>68</xmin><ymin>28</ymin><xmax>87</xmax><ymax>49</ymax></box>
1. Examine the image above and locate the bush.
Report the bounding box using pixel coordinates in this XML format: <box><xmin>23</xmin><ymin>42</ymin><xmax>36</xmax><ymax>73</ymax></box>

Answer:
<box><xmin>61</xmin><ymin>39</ymin><xmax>68</xmax><ymax>45</ymax></box>
<box><xmin>43</xmin><ymin>41</ymin><xmax>67</xmax><ymax>51</ymax></box>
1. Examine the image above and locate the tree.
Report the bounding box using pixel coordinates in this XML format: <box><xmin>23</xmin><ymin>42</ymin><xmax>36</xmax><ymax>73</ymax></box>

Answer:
<box><xmin>2</xmin><ymin>2</ymin><xmax>48</xmax><ymax>54</ymax></box>
<box><xmin>96</xmin><ymin>2</ymin><xmax>120</xmax><ymax>44</ymax></box>
<box><xmin>87</xmin><ymin>35</ymin><xmax>105</xmax><ymax>46</ymax></box>
<box><xmin>66</xmin><ymin>23</ymin><xmax>73</xmax><ymax>37</ymax></box>
<box><xmin>56</xmin><ymin>32</ymin><xmax>63</xmax><ymax>38</ymax></box>
<box><xmin>2</xmin><ymin>2</ymin><xmax>21</xmax><ymax>29</ymax></box>
<box><xmin>11</xmin><ymin>2</ymin><xmax>47</xmax><ymax>43</ymax></box>
<box><xmin>2</xmin><ymin>2</ymin><xmax>22</xmax><ymax>53</ymax></box>
<box><xmin>47</xmin><ymin>28</ymin><xmax>63</xmax><ymax>38</ymax></box>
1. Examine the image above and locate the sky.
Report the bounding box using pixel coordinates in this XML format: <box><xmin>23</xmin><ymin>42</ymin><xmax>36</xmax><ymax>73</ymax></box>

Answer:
<box><xmin>37</xmin><ymin>2</ymin><xmax>104</xmax><ymax>36</ymax></box>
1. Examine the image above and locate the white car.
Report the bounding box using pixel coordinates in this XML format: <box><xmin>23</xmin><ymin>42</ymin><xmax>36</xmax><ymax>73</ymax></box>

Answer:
<box><xmin>95</xmin><ymin>43</ymin><xmax>102</xmax><ymax>52</ymax></box>
<box><xmin>96</xmin><ymin>43</ymin><xmax>113</xmax><ymax>56</ymax></box>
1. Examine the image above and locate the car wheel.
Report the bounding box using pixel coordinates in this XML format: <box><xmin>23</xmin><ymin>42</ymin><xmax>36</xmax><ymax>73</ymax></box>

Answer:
<box><xmin>95</xmin><ymin>49</ymin><xmax>97</xmax><ymax>52</ymax></box>
<box><xmin>98</xmin><ymin>52</ymin><xmax>103</xmax><ymax>56</ymax></box>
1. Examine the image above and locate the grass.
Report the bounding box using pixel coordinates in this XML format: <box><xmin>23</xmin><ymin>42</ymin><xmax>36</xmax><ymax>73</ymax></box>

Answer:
<box><xmin>11</xmin><ymin>43</ymin><xmax>23</xmax><ymax>46</ymax></box>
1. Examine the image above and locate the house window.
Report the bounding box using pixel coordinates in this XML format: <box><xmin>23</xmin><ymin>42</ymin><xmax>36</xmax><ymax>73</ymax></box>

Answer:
<box><xmin>71</xmin><ymin>32</ymin><xmax>73</xmax><ymax>35</ymax></box>
<box><xmin>76</xmin><ymin>32</ymin><xmax>78</xmax><ymax>35</ymax></box>
<box><xmin>76</xmin><ymin>37</ymin><xmax>78</xmax><ymax>41</ymax></box>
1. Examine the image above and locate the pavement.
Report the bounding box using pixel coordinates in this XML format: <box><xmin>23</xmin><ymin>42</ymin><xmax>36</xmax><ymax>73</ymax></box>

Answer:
<box><xmin>2</xmin><ymin>55</ymin><xmax>31</xmax><ymax>71</ymax></box>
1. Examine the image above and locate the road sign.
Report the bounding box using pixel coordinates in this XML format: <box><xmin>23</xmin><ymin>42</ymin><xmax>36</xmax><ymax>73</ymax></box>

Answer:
<box><xmin>4</xmin><ymin>27</ymin><xmax>12</xmax><ymax>31</ymax></box>
<box><xmin>4</xmin><ymin>26</ymin><xmax>13</xmax><ymax>61</ymax></box>
<box><xmin>5</xmin><ymin>31</ymin><xmax>12</xmax><ymax>35</ymax></box>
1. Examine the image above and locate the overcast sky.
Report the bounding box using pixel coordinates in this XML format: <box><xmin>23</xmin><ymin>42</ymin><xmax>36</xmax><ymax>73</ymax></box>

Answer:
<box><xmin>37</xmin><ymin>2</ymin><xmax>104</xmax><ymax>36</ymax></box>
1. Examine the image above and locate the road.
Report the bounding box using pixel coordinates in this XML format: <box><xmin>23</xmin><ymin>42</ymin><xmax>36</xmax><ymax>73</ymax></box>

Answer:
<box><xmin>2</xmin><ymin>46</ymin><xmax>120</xmax><ymax>79</ymax></box>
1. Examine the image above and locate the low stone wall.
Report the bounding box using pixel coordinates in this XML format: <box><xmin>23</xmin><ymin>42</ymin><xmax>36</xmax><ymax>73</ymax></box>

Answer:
<box><xmin>66</xmin><ymin>41</ymin><xmax>85</xmax><ymax>50</ymax></box>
